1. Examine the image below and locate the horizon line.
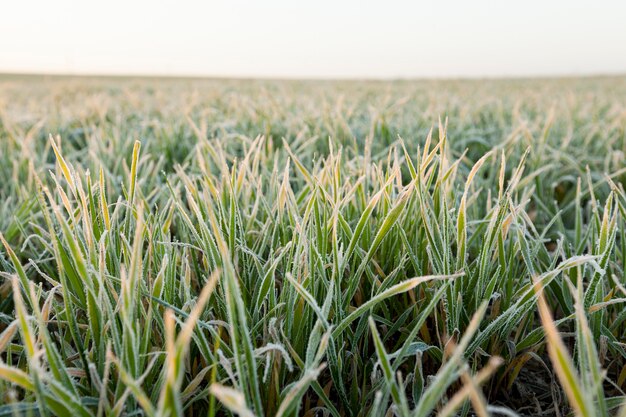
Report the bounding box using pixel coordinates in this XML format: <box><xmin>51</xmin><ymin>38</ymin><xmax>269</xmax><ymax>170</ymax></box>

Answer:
<box><xmin>2</xmin><ymin>70</ymin><xmax>626</xmax><ymax>83</ymax></box>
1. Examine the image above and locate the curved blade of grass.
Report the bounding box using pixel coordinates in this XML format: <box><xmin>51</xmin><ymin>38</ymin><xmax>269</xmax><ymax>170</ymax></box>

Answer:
<box><xmin>333</xmin><ymin>272</ymin><xmax>462</xmax><ymax>338</ymax></box>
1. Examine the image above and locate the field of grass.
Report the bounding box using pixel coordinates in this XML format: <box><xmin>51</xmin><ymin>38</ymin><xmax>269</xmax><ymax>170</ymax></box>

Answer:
<box><xmin>1</xmin><ymin>74</ymin><xmax>626</xmax><ymax>416</ymax></box>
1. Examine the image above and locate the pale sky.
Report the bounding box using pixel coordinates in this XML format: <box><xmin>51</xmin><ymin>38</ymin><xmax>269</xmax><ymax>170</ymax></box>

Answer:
<box><xmin>2</xmin><ymin>0</ymin><xmax>626</xmax><ymax>79</ymax></box>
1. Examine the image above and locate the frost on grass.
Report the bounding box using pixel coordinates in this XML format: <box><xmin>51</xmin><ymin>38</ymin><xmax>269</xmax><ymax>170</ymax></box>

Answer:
<box><xmin>1</xmin><ymin>76</ymin><xmax>626</xmax><ymax>416</ymax></box>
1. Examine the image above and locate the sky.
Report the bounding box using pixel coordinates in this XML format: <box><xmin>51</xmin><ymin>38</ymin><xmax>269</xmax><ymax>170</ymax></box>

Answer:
<box><xmin>2</xmin><ymin>0</ymin><xmax>626</xmax><ymax>79</ymax></box>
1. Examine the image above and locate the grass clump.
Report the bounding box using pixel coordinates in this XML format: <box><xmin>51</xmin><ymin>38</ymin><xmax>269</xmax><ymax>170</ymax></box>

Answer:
<box><xmin>1</xmin><ymin>75</ymin><xmax>626</xmax><ymax>416</ymax></box>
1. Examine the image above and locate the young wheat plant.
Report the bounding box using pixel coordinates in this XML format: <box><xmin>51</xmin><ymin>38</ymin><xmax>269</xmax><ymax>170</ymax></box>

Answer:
<box><xmin>1</xmin><ymin>75</ymin><xmax>626</xmax><ymax>416</ymax></box>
